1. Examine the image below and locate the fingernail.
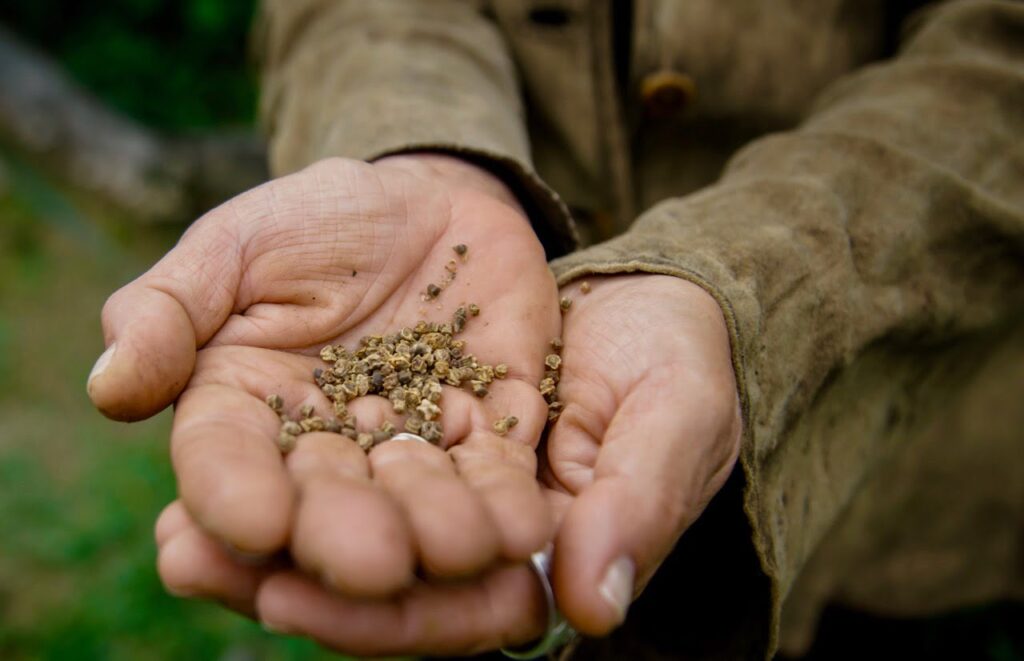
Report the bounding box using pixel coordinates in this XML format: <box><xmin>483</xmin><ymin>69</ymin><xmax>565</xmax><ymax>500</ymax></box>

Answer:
<box><xmin>261</xmin><ymin>618</ymin><xmax>293</xmax><ymax>635</ymax></box>
<box><xmin>598</xmin><ymin>556</ymin><xmax>635</xmax><ymax>624</ymax></box>
<box><xmin>88</xmin><ymin>343</ymin><xmax>116</xmax><ymax>387</ymax></box>
<box><xmin>164</xmin><ymin>584</ymin><xmax>198</xmax><ymax>598</ymax></box>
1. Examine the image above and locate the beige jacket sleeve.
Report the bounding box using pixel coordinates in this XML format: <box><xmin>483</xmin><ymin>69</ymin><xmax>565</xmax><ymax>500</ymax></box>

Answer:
<box><xmin>552</xmin><ymin>0</ymin><xmax>1024</xmax><ymax>654</ymax></box>
<box><xmin>256</xmin><ymin>0</ymin><xmax>575</xmax><ymax>253</ymax></box>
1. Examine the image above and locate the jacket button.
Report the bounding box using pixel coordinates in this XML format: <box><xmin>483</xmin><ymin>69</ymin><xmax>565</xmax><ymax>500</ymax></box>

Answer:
<box><xmin>640</xmin><ymin>69</ymin><xmax>696</xmax><ymax>117</ymax></box>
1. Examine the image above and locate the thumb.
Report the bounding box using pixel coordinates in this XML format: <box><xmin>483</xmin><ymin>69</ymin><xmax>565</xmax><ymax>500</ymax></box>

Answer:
<box><xmin>549</xmin><ymin>371</ymin><xmax>740</xmax><ymax>636</ymax></box>
<box><xmin>87</xmin><ymin>218</ymin><xmax>243</xmax><ymax>421</ymax></box>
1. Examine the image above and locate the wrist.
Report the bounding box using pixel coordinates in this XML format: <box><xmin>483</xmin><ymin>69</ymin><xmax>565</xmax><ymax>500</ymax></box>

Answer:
<box><xmin>374</xmin><ymin>153</ymin><xmax>525</xmax><ymax>215</ymax></box>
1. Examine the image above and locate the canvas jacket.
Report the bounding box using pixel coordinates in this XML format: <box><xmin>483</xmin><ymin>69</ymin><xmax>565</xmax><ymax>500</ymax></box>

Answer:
<box><xmin>256</xmin><ymin>1</ymin><xmax>1024</xmax><ymax>657</ymax></box>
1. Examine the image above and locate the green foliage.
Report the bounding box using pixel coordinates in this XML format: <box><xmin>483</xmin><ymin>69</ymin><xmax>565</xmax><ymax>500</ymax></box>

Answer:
<box><xmin>0</xmin><ymin>173</ymin><xmax>340</xmax><ymax>660</ymax></box>
<box><xmin>0</xmin><ymin>0</ymin><xmax>258</xmax><ymax>129</ymax></box>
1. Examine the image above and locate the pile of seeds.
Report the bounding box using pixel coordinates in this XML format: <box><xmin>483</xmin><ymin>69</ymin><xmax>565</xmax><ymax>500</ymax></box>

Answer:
<box><xmin>266</xmin><ymin>244</ymin><xmax>574</xmax><ymax>454</ymax></box>
<box><xmin>269</xmin><ymin>301</ymin><xmax>512</xmax><ymax>452</ymax></box>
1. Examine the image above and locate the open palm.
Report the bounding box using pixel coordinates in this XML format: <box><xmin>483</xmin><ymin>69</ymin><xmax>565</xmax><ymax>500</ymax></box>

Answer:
<box><xmin>89</xmin><ymin>155</ymin><xmax>560</xmax><ymax>598</ymax></box>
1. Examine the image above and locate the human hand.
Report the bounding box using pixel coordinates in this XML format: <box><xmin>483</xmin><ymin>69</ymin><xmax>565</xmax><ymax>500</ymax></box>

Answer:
<box><xmin>543</xmin><ymin>274</ymin><xmax>743</xmax><ymax>635</ymax></box>
<box><xmin>150</xmin><ymin>273</ymin><xmax>743</xmax><ymax>657</ymax></box>
<box><xmin>88</xmin><ymin>154</ymin><xmax>559</xmax><ymax>598</ymax></box>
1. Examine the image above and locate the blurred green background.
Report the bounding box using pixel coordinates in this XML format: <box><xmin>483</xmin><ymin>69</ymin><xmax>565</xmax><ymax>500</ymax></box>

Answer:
<box><xmin>0</xmin><ymin>1</ymin><xmax>1020</xmax><ymax>660</ymax></box>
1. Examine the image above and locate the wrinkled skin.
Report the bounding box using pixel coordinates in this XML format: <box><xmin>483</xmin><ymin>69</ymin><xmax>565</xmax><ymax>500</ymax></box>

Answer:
<box><xmin>91</xmin><ymin>156</ymin><xmax>742</xmax><ymax>656</ymax></box>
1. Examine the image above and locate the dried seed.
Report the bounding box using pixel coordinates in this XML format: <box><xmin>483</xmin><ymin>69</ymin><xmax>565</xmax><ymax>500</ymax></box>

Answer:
<box><xmin>276</xmin><ymin>431</ymin><xmax>298</xmax><ymax>452</ymax></box>
<box><xmin>445</xmin><ymin>259</ymin><xmax>458</xmax><ymax>273</ymax></box>
<box><xmin>420</xmin><ymin>421</ymin><xmax>443</xmax><ymax>443</ymax></box>
<box><xmin>494</xmin><ymin>364</ymin><xmax>508</xmax><ymax>378</ymax></box>
<box><xmin>356</xmin><ymin>433</ymin><xmax>374</xmax><ymax>451</ymax></box>
<box><xmin>559</xmin><ymin>296</ymin><xmax>572</xmax><ymax>311</ymax></box>
<box><xmin>425</xmin><ymin>283</ymin><xmax>442</xmax><ymax>300</ymax></box>
<box><xmin>320</xmin><ymin>345</ymin><xmax>338</xmax><ymax>362</ymax></box>
<box><xmin>580</xmin><ymin>281</ymin><xmax>591</xmax><ymax>294</ymax></box>
<box><xmin>266</xmin><ymin>394</ymin><xmax>283</xmax><ymax>412</ymax></box>
<box><xmin>493</xmin><ymin>415</ymin><xmax>519</xmax><ymax>436</ymax></box>
<box><xmin>453</xmin><ymin>244</ymin><xmax>468</xmax><ymax>258</ymax></box>
<box><xmin>300</xmin><ymin>404</ymin><xmax>315</xmax><ymax>419</ymax></box>
<box><xmin>281</xmin><ymin>421</ymin><xmax>302</xmax><ymax>436</ymax></box>
<box><xmin>545</xmin><ymin>354</ymin><xmax>562</xmax><ymax>370</ymax></box>
<box><xmin>416</xmin><ymin>399</ymin><xmax>441</xmax><ymax>421</ymax></box>
<box><xmin>550</xmin><ymin>337</ymin><xmax>563</xmax><ymax>352</ymax></box>
<box><xmin>325</xmin><ymin>418</ymin><xmax>342</xmax><ymax>434</ymax></box>
<box><xmin>468</xmin><ymin>303</ymin><xmax>480</xmax><ymax>316</ymax></box>
<box><xmin>471</xmin><ymin>380</ymin><xmax>489</xmax><ymax>398</ymax></box>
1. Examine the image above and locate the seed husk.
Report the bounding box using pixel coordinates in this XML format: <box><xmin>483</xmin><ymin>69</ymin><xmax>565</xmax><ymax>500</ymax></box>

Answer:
<box><xmin>493</xmin><ymin>415</ymin><xmax>519</xmax><ymax>436</ymax></box>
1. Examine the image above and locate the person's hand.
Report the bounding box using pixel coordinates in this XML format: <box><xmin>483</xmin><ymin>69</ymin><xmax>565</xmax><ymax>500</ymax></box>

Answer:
<box><xmin>543</xmin><ymin>274</ymin><xmax>743</xmax><ymax>635</ymax></box>
<box><xmin>147</xmin><ymin>273</ymin><xmax>742</xmax><ymax>656</ymax></box>
<box><xmin>88</xmin><ymin>154</ymin><xmax>559</xmax><ymax>600</ymax></box>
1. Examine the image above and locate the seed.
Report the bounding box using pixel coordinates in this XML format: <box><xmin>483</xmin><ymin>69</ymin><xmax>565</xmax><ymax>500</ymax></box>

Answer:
<box><xmin>325</xmin><ymin>418</ymin><xmax>342</xmax><ymax>433</ymax></box>
<box><xmin>276</xmin><ymin>430</ymin><xmax>298</xmax><ymax>452</ymax></box>
<box><xmin>299</xmin><ymin>404</ymin><xmax>315</xmax><ymax>419</ymax></box>
<box><xmin>445</xmin><ymin>259</ymin><xmax>458</xmax><ymax>273</ymax></box>
<box><xmin>560</xmin><ymin>296</ymin><xmax>572</xmax><ymax>311</ymax></box>
<box><xmin>545</xmin><ymin>354</ymin><xmax>562</xmax><ymax>370</ymax></box>
<box><xmin>265</xmin><ymin>394</ymin><xmax>283</xmax><ymax>412</ymax></box>
<box><xmin>421</xmin><ymin>421</ymin><xmax>443</xmax><ymax>443</ymax></box>
<box><xmin>493</xmin><ymin>415</ymin><xmax>519</xmax><ymax>436</ymax></box>
<box><xmin>416</xmin><ymin>399</ymin><xmax>441</xmax><ymax>421</ymax></box>
<box><xmin>372</xmin><ymin>429</ymin><xmax>392</xmax><ymax>444</ymax></box>
<box><xmin>281</xmin><ymin>421</ymin><xmax>302</xmax><ymax>436</ymax></box>
<box><xmin>580</xmin><ymin>281</ymin><xmax>591</xmax><ymax>294</ymax></box>
<box><xmin>425</xmin><ymin>283</ymin><xmax>442</xmax><ymax>300</ymax></box>
<box><xmin>356</xmin><ymin>433</ymin><xmax>374</xmax><ymax>451</ymax></box>
<box><xmin>550</xmin><ymin>337</ymin><xmax>563</xmax><ymax>352</ymax></box>
<box><xmin>320</xmin><ymin>345</ymin><xmax>338</xmax><ymax>362</ymax></box>
<box><xmin>453</xmin><ymin>244</ymin><xmax>468</xmax><ymax>258</ymax></box>
<box><xmin>471</xmin><ymin>380</ymin><xmax>489</xmax><ymax>397</ymax></box>
<box><xmin>494</xmin><ymin>364</ymin><xmax>508</xmax><ymax>378</ymax></box>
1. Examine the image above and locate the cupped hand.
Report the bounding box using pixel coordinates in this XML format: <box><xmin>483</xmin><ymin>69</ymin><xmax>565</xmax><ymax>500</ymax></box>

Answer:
<box><xmin>88</xmin><ymin>154</ymin><xmax>559</xmax><ymax>597</ymax></box>
<box><xmin>544</xmin><ymin>274</ymin><xmax>743</xmax><ymax>635</ymax></box>
<box><xmin>147</xmin><ymin>273</ymin><xmax>743</xmax><ymax>656</ymax></box>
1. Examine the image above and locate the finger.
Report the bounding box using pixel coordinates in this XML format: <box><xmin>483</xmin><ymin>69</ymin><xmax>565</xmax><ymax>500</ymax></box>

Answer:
<box><xmin>449</xmin><ymin>432</ymin><xmax>553</xmax><ymax>561</ymax></box>
<box><xmin>158</xmin><ymin>519</ymin><xmax>269</xmax><ymax>616</ymax></box>
<box><xmin>172</xmin><ymin>383</ymin><xmax>294</xmax><ymax>556</ymax></box>
<box><xmin>287</xmin><ymin>435</ymin><xmax>417</xmax><ymax>597</ymax></box>
<box><xmin>88</xmin><ymin>216</ymin><xmax>244</xmax><ymax>421</ymax></box>
<box><xmin>369</xmin><ymin>438</ymin><xmax>500</xmax><ymax>578</ymax></box>
<box><xmin>550</xmin><ymin>370</ymin><xmax>742</xmax><ymax>636</ymax></box>
<box><xmin>256</xmin><ymin>566</ymin><xmax>546</xmax><ymax>656</ymax></box>
<box><xmin>155</xmin><ymin>500</ymin><xmax>190</xmax><ymax>548</ymax></box>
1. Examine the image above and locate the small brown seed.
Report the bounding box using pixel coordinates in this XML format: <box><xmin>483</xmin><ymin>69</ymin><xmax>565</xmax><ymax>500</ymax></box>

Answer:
<box><xmin>300</xmin><ymin>404</ymin><xmax>315</xmax><ymax>419</ymax></box>
<box><xmin>266</xmin><ymin>394</ymin><xmax>283</xmax><ymax>412</ymax></box>
<box><xmin>494</xmin><ymin>364</ymin><xmax>508</xmax><ymax>378</ymax></box>
<box><xmin>453</xmin><ymin>244</ymin><xmax>468</xmax><ymax>258</ymax></box>
<box><xmin>276</xmin><ymin>431</ymin><xmax>298</xmax><ymax>452</ymax></box>
<box><xmin>420</xmin><ymin>421</ymin><xmax>443</xmax><ymax>443</ymax></box>
<box><xmin>281</xmin><ymin>421</ymin><xmax>302</xmax><ymax>436</ymax></box>
<box><xmin>471</xmin><ymin>380</ymin><xmax>489</xmax><ymax>398</ymax></box>
<box><xmin>425</xmin><ymin>283</ymin><xmax>442</xmax><ymax>300</ymax></box>
<box><xmin>493</xmin><ymin>415</ymin><xmax>519</xmax><ymax>436</ymax></box>
<box><xmin>545</xmin><ymin>354</ymin><xmax>562</xmax><ymax>370</ymax></box>
<box><xmin>356</xmin><ymin>433</ymin><xmax>374</xmax><ymax>451</ymax></box>
<box><xmin>468</xmin><ymin>303</ymin><xmax>480</xmax><ymax>316</ymax></box>
<box><xmin>445</xmin><ymin>259</ymin><xmax>458</xmax><ymax>273</ymax></box>
<box><xmin>559</xmin><ymin>296</ymin><xmax>572</xmax><ymax>311</ymax></box>
<box><xmin>550</xmin><ymin>337</ymin><xmax>563</xmax><ymax>352</ymax></box>
<box><xmin>580</xmin><ymin>281</ymin><xmax>591</xmax><ymax>294</ymax></box>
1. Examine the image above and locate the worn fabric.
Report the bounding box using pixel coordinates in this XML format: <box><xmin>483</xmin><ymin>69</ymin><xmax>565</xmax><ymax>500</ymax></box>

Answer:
<box><xmin>256</xmin><ymin>1</ymin><xmax>1024</xmax><ymax>657</ymax></box>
